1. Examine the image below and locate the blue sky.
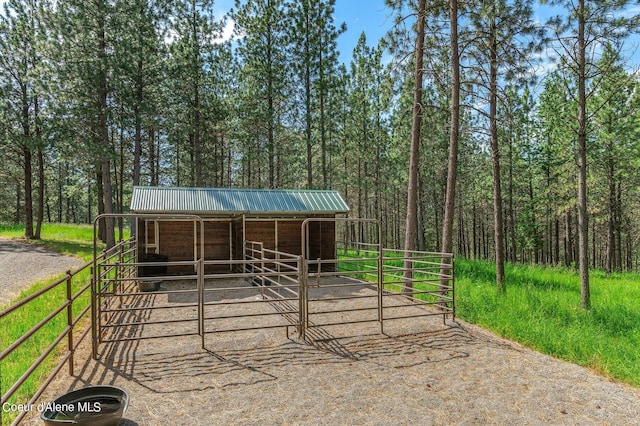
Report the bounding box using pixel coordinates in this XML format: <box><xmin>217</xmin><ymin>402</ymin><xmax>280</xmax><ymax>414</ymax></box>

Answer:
<box><xmin>331</xmin><ymin>1</ymin><xmax>640</xmax><ymax>72</ymax></box>
<box><xmin>333</xmin><ymin>0</ymin><xmax>392</xmax><ymax>64</ymax></box>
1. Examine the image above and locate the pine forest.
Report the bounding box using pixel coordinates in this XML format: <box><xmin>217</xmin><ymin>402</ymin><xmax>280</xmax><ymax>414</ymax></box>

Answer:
<box><xmin>2</xmin><ymin>0</ymin><xmax>640</xmax><ymax>287</ymax></box>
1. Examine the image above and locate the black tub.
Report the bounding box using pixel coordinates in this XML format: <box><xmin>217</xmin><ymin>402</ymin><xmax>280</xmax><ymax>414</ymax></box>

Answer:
<box><xmin>41</xmin><ymin>385</ymin><xmax>128</xmax><ymax>426</ymax></box>
<box><xmin>140</xmin><ymin>253</ymin><xmax>168</xmax><ymax>277</ymax></box>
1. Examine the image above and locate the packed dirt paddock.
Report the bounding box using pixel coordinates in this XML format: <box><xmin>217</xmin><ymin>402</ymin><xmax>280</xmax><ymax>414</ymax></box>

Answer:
<box><xmin>17</xmin><ymin>277</ymin><xmax>640</xmax><ymax>425</ymax></box>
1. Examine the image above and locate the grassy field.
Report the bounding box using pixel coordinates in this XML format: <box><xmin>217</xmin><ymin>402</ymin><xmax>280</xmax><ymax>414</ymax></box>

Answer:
<box><xmin>455</xmin><ymin>258</ymin><xmax>640</xmax><ymax>387</ymax></box>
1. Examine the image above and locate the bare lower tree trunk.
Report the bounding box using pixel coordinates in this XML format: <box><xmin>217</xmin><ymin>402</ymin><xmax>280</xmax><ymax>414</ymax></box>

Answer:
<box><xmin>21</xmin><ymin>81</ymin><xmax>34</xmax><ymax>239</ymax></box>
<box><xmin>36</xmin><ymin>148</ymin><xmax>45</xmax><ymax>239</ymax></box>
<box><xmin>402</xmin><ymin>0</ymin><xmax>426</xmax><ymax>295</ymax></box>
<box><xmin>489</xmin><ymin>16</ymin><xmax>505</xmax><ymax>292</ymax></box>
<box><xmin>98</xmin><ymin>0</ymin><xmax>115</xmax><ymax>249</ymax></box>
<box><xmin>23</xmin><ymin>143</ymin><xmax>34</xmax><ymax>239</ymax></box>
<box><xmin>577</xmin><ymin>0</ymin><xmax>590</xmax><ymax>309</ymax></box>
<box><xmin>35</xmin><ymin>96</ymin><xmax>44</xmax><ymax>240</ymax></box>
<box><xmin>565</xmin><ymin>210</ymin><xmax>573</xmax><ymax>267</ymax></box>
<box><xmin>440</xmin><ymin>0</ymin><xmax>460</xmax><ymax>285</ymax></box>
<box><xmin>606</xmin><ymin>163</ymin><xmax>615</xmax><ymax>276</ymax></box>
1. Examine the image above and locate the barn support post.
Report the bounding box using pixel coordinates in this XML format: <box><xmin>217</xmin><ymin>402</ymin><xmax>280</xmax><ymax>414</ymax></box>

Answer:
<box><xmin>229</xmin><ymin>221</ymin><xmax>233</xmax><ymax>271</ymax></box>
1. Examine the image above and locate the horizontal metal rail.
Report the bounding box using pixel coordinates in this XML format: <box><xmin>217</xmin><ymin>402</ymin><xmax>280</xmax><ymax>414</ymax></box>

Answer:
<box><xmin>1</xmin><ymin>238</ymin><xmax>133</xmax><ymax>426</ymax></box>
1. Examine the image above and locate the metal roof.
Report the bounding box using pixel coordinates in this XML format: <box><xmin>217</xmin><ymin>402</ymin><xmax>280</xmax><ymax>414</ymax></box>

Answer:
<box><xmin>130</xmin><ymin>186</ymin><xmax>350</xmax><ymax>215</ymax></box>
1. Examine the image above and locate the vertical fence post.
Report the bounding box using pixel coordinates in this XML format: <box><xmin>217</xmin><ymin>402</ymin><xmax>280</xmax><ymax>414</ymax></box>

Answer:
<box><xmin>114</xmin><ymin>262</ymin><xmax>120</xmax><ymax>304</ymax></box>
<box><xmin>90</xmin><ymin>265</ymin><xmax>98</xmax><ymax>360</ymax></box>
<box><xmin>301</xmin><ymin>256</ymin><xmax>308</xmax><ymax>341</ymax></box>
<box><xmin>117</xmin><ymin>240</ymin><xmax>124</xmax><ymax>293</ymax></box>
<box><xmin>198</xmin><ymin>217</ymin><xmax>205</xmax><ymax>348</ymax></box>
<box><xmin>199</xmin><ymin>257</ymin><xmax>204</xmax><ymax>348</ymax></box>
<box><xmin>297</xmin><ymin>256</ymin><xmax>304</xmax><ymax>339</ymax></box>
<box><xmin>378</xmin><ymin>244</ymin><xmax>384</xmax><ymax>335</ymax></box>
<box><xmin>451</xmin><ymin>255</ymin><xmax>456</xmax><ymax>321</ymax></box>
<box><xmin>260</xmin><ymin>243</ymin><xmax>265</xmax><ymax>288</ymax></box>
<box><xmin>66</xmin><ymin>271</ymin><xmax>74</xmax><ymax>376</ymax></box>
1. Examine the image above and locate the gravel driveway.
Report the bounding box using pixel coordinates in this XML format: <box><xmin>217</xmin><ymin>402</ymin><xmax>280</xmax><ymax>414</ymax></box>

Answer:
<box><xmin>0</xmin><ymin>238</ymin><xmax>85</xmax><ymax>307</ymax></box>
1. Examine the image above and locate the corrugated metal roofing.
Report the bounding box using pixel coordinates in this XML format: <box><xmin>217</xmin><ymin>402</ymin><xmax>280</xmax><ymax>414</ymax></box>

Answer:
<box><xmin>130</xmin><ymin>186</ymin><xmax>350</xmax><ymax>215</ymax></box>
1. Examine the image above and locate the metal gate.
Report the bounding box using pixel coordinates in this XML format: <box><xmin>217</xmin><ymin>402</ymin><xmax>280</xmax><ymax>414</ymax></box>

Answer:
<box><xmin>92</xmin><ymin>214</ymin><xmax>454</xmax><ymax>357</ymax></box>
<box><xmin>92</xmin><ymin>214</ymin><xmax>205</xmax><ymax>358</ymax></box>
<box><xmin>92</xmin><ymin>214</ymin><xmax>303</xmax><ymax>357</ymax></box>
<box><xmin>300</xmin><ymin>218</ymin><xmax>454</xmax><ymax>340</ymax></box>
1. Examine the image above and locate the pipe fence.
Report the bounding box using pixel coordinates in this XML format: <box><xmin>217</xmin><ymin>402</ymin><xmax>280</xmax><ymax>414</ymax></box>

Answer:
<box><xmin>0</xmin><ymin>238</ymin><xmax>133</xmax><ymax>426</ymax></box>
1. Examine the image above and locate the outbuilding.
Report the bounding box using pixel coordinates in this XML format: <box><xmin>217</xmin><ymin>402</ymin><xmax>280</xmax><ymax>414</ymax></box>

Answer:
<box><xmin>130</xmin><ymin>186</ymin><xmax>349</xmax><ymax>274</ymax></box>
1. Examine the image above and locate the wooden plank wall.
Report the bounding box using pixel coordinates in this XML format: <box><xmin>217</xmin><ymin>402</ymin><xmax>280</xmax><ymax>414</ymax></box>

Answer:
<box><xmin>136</xmin><ymin>216</ymin><xmax>338</xmax><ymax>274</ymax></box>
<box><xmin>277</xmin><ymin>220</ymin><xmax>303</xmax><ymax>255</ymax></box>
<box><xmin>155</xmin><ymin>220</ymin><xmax>232</xmax><ymax>273</ymax></box>
<box><xmin>245</xmin><ymin>220</ymin><xmax>276</xmax><ymax>250</ymax></box>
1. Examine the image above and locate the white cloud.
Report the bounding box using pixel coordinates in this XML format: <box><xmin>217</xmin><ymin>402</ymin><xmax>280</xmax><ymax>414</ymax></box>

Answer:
<box><xmin>212</xmin><ymin>19</ymin><xmax>235</xmax><ymax>45</ymax></box>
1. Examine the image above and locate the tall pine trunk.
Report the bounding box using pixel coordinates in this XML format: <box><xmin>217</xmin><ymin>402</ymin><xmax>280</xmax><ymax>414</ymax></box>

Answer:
<box><xmin>441</xmin><ymin>0</ymin><xmax>460</xmax><ymax>268</ymax></box>
<box><xmin>402</xmin><ymin>0</ymin><xmax>426</xmax><ymax>294</ymax></box>
<box><xmin>35</xmin><ymin>95</ymin><xmax>44</xmax><ymax>240</ymax></box>
<box><xmin>489</xmin><ymin>15</ymin><xmax>505</xmax><ymax>292</ymax></box>
<box><xmin>577</xmin><ymin>0</ymin><xmax>590</xmax><ymax>309</ymax></box>
<box><xmin>21</xmin><ymin>81</ymin><xmax>34</xmax><ymax>239</ymax></box>
<box><xmin>98</xmin><ymin>0</ymin><xmax>115</xmax><ymax>249</ymax></box>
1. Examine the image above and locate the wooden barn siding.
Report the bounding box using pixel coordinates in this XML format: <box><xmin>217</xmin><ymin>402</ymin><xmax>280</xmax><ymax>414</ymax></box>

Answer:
<box><xmin>245</xmin><ymin>218</ymin><xmax>335</xmax><ymax>271</ymax></box>
<box><xmin>136</xmin><ymin>216</ymin><xmax>338</xmax><ymax>275</ymax></box>
<box><xmin>277</xmin><ymin>220</ymin><xmax>303</xmax><ymax>255</ymax></box>
<box><xmin>245</xmin><ymin>220</ymin><xmax>276</xmax><ymax>250</ymax></box>
<box><xmin>306</xmin><ymin>221</ymin><xmax>336</xmax><ymax>271</ymax></box>
<box><xmin>244</xmin><ymin>217</ymin><xmax>336</xmax><ymax>258</ymax></box>
<box><xmin>136</xmin><ymin>219</ymin><xmax>154</xmax><ymax>254</ymax></box>
<box><xmin>155</xmin><ymin>220</ymin><xmax>232</xmax><ymax>273</ymax></box>
<box><xmin>233</xmin><ymin>218</ymin><xmax>244</xmax><ymax>263</ymax></box>
<box><xmin>137</xmin><ymin>218</ymin><xmax>147</xmax><ymax>254</ymax></box>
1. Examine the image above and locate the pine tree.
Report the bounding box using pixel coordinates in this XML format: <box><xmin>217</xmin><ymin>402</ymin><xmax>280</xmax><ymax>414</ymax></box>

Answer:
<box><xmin>465</xmin><ymin>0</ymin><xmax>542</xmax><ymax>291</ymax></box>
<box><xmin>0</xmin><ymin>0</ymin><xmax>50</xmax><ymax>238</ymax></box>
<box><xmin>234</xmin><ymin>0</ymin><xmax>289</xmax><ymax>188</ymax></box>
<box><xmin>543</xmin><ymin>0</ymin><xmax>640</xmax><ymax>308</ymax></box>
<box><xmin>287</xmin><ymin>0</ymin><xmax>345</xmax><ymax>189</ymax></box>
<box><xmin>167</xmin><ymin>0</ymin><xmax>226</xmax><ymax>187</ymax></box>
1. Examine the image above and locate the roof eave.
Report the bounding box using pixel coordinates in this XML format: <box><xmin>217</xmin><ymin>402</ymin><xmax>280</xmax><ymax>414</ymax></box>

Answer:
<box><xmin>131</xmin><ymin>209</ymin><xmax>350</xmax><ymax>216</ymax></box>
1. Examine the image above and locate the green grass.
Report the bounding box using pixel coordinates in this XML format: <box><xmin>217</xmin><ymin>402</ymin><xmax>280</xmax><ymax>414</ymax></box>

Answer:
<box><xmin>0</xmin><ymin>223</ymin><xmax>106</xmax><ymax>425</ymax></box>
<box><xmin>455</xmin><ymin>258</ymin><xmax>640</xmax><ymax>387</ymax></box>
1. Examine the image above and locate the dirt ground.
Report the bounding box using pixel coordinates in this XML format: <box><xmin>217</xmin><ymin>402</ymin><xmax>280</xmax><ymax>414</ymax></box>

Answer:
<box><xmin>0</xmin><ymin>238</ymin><xmax>84</xmax><ymax>307</ymax></box>
<box><xmin>17</xmin><ymin>278</ymin><xmax>640</xmax><ymax>426</ymax></box>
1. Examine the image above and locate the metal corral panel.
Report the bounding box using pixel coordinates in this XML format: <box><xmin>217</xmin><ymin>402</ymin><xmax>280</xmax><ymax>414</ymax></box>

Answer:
<box><xmin>130</xmin><ymin>186</ymin><xmax>350</xmax><ymax>215</ymax></box>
